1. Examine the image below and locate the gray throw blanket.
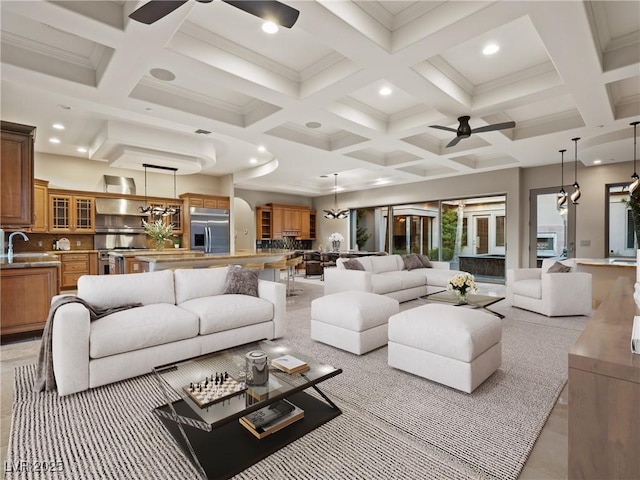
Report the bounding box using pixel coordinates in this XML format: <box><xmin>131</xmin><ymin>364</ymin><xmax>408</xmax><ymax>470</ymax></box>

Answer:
<box><xmin>34</xmin><ymin>296</ymin><xmax>142</xmax><ymax>393</ymax></box>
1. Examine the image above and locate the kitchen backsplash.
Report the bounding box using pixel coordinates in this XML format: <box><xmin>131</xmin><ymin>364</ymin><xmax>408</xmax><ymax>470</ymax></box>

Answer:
<box><xmin>10</xmin><ymin>233</ymin><xmax>95</xmax><ymax>253</ymax></box>
<box><xmin>256</xmin><ymin>239</ymin><xmax>312</xmax><ymax>250</ymax></box>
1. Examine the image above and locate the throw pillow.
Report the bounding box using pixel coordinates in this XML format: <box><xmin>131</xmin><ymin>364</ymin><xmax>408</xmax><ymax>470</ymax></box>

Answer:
<box><xmin>402</xmin><ymin>254</ymin><xmax>424</xmax><ymax>271</ymax></box>
<box><xmin>342</xmin><ymin>258</ymin><xmax>365</xmax><ymax>271</ymax></box>
<box><xmin>546</xmin><ymin>261</ymin><xmax>572</xmax><ymax>273</ymax></box>
<box><xmin>222</xmin><ymin>265</ymin><xmax>259</xmax><ymax>297</ymax></box>
<box><xmin>416</xmin><ymin>254</ymin><xmax>433</xmax><ymax>268</ymax></box>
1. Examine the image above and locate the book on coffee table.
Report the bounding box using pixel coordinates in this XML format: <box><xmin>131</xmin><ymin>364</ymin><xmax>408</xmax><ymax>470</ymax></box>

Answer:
<box><xmin>239</xmin><ymin>399</ymin><xmax>304</xmax><ymax>439</ymax></box>
<box><xmin>271</xmin><ymin>354</ymin><xmax>309</xmax><ymax>374</ymax></box>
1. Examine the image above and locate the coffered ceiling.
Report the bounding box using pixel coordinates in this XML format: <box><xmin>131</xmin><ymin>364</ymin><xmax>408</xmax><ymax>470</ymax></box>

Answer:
<box><xmin>1</xmin><ymin>1</ymin><xmax>639</xmax><ymax>196</ymax></box>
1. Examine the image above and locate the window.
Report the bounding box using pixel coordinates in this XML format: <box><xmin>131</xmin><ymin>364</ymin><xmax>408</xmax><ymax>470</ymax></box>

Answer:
<box><xmin>462</xmin><ymin>218</ymin><xmax>468</xmax><ymax>247</ymax></box>
<box><xmin>627</xmin><ymin>209</ymin><xmax>635</xmax><ymax>249</ymax></box>
<box><xmin>496</xmin><ymin>216</ymin><xmax>505</xmax><ymax>246</ymax></box>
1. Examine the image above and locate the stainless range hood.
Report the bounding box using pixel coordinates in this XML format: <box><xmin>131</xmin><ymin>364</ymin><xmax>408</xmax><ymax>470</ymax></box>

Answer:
<box><xmin>95</xmin><ymin>198</ymin><xmax>147</xmax><ymax>216</ymax></box>
<box><xmin>103</xmin><ymin>175</ymin><xmax>136</xmax><ymax>195</ymax></box>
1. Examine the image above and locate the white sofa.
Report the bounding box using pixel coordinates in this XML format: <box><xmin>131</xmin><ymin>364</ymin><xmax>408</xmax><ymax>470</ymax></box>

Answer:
<box><xmin>52</xmin><ymin>267</ymin><xmax>286</xmax><ymax>396</ymax></box>
<box><xmin>506</xmin><ymin>258</ymin><xmax>592</xmax><ymax>316</ymax></box>
<box><xmin>324</xmin><ymin>254</ymin><xmax>464</xmax><ymax>303</ymax></box>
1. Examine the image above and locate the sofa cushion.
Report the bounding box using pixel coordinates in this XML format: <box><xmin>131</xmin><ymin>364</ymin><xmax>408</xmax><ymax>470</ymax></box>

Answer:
<box><xmin>179</xmin><ymin>295</ymin><xmax>274</xmax><ymax>335</ymax></box>
<box><xmin>513</xmin><ymin>278</ymin><xmax>542</xmax><ymax>299</ymax></box>
<box><xmin>425</xmin><ymin>269</ymin><xmax>464</xmax><ymax>288</ymax></box>
<box><xmin>371</xmin><ymin>255</ymin><xmax>403</xmax><ymax>274</ymax></box>
<box><xmin>417</xmin><ymin>254</ymin><xmax>433</xmax><ymax>268</ymax></box>
<box><xmin>381</xmin><ymin>271</ymin><xmax>426</xmax><ymax>289</ymax></box>
<box><xmin>89</xmin><ymin>304</ymin><xmax>199</xmax><ymax>358</ymax></box>
<box><xmin>78</xmin><ymin>270</ymin><xmax>175</xmax><ymax>309</ymax></box>
<box><xmin>371</xmin><ymin>274</ymin><xmax>403</xmax><ymax>294</ymax></box>
<box><xmin>402</xmin><ymin>254</ymin><xmax>424</xmax><ymax>271</ymax></box>
<box><xmin>343</xmin><ymin>258</ymin><xmax>365</xmax><ymax>270</ymax></box>
<box><xmin>174</xmin><ymin>267</ymin><xmax>229</xmax><ymax>304</ymax></box>
<box><xmin>223</xmin><ymin>265</ymin><xmax>259</xmax><ymax>297</ymax></box>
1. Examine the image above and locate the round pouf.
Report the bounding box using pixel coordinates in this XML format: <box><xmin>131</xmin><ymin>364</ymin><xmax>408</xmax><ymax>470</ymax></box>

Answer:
<box><xmin>311</xmin><ymin>291</ymin><xmax>400</xmax><ymax>355</ymax></box>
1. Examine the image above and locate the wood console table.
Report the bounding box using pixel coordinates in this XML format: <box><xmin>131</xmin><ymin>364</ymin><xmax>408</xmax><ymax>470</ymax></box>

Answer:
<box><xmin>568</xmin><ymin>277</ymin><xmax>640</xmax><ymax>479</ymax></box>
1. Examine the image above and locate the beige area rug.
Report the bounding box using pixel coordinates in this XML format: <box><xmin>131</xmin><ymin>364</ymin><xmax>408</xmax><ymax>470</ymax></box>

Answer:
<box><xmin>5</xmin><ymin>298</ymin><xmax>588</xmax><ymax>480</ymax></box>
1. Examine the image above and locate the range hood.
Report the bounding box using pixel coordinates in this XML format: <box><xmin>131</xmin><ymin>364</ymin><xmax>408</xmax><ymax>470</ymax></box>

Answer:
<box><xmin>103</xmin><ymin>175</ymin><xmax>136</xmax><ymax>195</ymax></box>
<box><xmin>95</xmin><ymin>198</ymin><xmax>147</xmax><ymax>216</ymax></box>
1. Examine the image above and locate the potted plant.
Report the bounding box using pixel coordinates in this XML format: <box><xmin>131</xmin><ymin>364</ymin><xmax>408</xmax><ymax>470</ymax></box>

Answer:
<box><xmin>143</xmin><ymin>219</ymin><xmax>174</xmax><ymax>250</ymax></box>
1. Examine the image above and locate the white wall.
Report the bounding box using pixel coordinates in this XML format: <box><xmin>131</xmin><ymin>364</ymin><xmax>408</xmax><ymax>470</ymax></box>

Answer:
<box><xmin>233</xmin><ymin>197</ymin><xmax>254</xmax><ymax>251</ymax></box>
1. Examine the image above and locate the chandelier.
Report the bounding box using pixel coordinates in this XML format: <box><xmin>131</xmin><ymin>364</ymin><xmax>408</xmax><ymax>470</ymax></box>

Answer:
<box><xmin>557</xmin><ymin>149</ymin><xmax>567</xmax><ymax>213</ymax></box>
<box><xmin>570</xmin><ymin>137</ymin><xmax>581</xmax><ymax>205</ymax></box>
<box><xmin>323</xmin><ymin>173</ymin><xmax>349</xmax><ymax>219</ymax></box>
<box><xmin>139</xmin><ymin>163</ymin><xmax>180</xmax><ymax>217</ymax></box>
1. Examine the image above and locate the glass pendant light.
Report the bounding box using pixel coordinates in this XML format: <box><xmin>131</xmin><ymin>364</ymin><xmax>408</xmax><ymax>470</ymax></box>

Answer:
<box><xmin>629</xmin><ymin>121</ymin><xmax>640</xmax><ymax>199</ymax></box>
<box><xmin>570</xmin><ymin>137</ymin><xmax>581</xmax><ymax>205</ymax></box>
<box><xmin>323</xmin><ymin>173</ymin><xmax>349</xmax><ymax>219</ymax></box>
<box><xmin>557</xmin><ymin>149</ymin><xmax>567</xmax><ymax>213</ymax></box>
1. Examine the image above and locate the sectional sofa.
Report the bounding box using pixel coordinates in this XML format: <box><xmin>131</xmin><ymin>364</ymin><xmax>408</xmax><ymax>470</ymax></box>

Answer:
<box><xmin>324</xmin><ymin>254</ymin><xmax>463</xmax><ymax>302</ymax></box>
<box><xmin>51</xmin><ymin>267</ymin><xmax>286</xmax><ymax>396</ymax></box>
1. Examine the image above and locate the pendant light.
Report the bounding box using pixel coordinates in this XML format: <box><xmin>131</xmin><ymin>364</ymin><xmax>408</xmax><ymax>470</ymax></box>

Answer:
<box><xmin>323</xmin><ymin>173</ymin><xmax>349</xmax><ymax>219</ymax></box>
<box><xmin>557</xmin><ymin>149</ymin><xmax>567</xmax><ymax>212</ymax></box>
<box><xmin>629</xmin><ymin>121</ymin><xmax>640</xmax><ymax>199</ymax></box>
<box><xmin>138</xmin><ymin>163</ymin><xmax>180</xmax><ymax>216</ymax></box>
<box><xmin>570</xmin><ymin>137</ymin><xmax>581</xmax><ymax>205</ymax></box>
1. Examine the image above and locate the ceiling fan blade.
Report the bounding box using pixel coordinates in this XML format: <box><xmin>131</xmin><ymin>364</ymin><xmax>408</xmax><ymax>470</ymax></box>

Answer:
<box><xmin>429</xmin><ymin>125</ymin><xmax>458</xmax><ymax>133</ymax></box>
<box><xmin>222</xmin><ymin>0</ymin><xmax>300</xmax><ymax>28</ymax></box>
<box><xmin>471</xmin><ymin>121</ymin><xmax>516</xmax><ymax>134</ymax></box>
<box><xmin>446</xmin><ymin>136</ymin><xmax>463</xmax><ymax>148</ymax></box>
<box><xmin>129</xmin><ymin>0</ymin><xmax>188</xmax><ymax>24</ymax></box>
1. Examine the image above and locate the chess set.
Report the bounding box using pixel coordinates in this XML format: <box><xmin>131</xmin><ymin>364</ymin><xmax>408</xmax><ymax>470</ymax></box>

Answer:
<box><xmin>183</xmin><ymin>371</ymin><xmax>247</xmax><ymax>408</ymax></box>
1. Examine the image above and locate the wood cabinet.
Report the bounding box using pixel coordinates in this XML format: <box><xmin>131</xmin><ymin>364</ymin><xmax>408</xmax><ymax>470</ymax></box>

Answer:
<box><xmin>1</xmin><ymin>121</ymin><xmax>35</xmax><ymax>227</ymax></box>
<box><xmin>31</xmin><ymin>179</ymin><xmax>49</xmax><ymax>232</ymax></box>
<box><xmin>257</xmin><ymin>204</ymin><xmax>315</xmax><ymax>240</ymax></box>
<box><xmin>568</xmin><ymin>277</ymin><xmax>640</xmax><ymax>479</ymax></box>
<box><xmin>49</xmin><ymin>193</ymin><xmax>95</xmax><ymax>233</ymax></box>
<box><xmin>1</xmin><ymin>266</ymin><xmax>59</xmax><ymax>335</ymax></box>
<box><xmin>59</xmin><ymin>252</ymin><xmax>97</xmax><ymax>289</ymax></box>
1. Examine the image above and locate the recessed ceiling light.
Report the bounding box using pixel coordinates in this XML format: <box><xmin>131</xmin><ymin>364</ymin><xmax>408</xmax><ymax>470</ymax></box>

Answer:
<box><xmin>482</xmin><ymin>44</ymin><xmax>500</xmax><ymax>55</ymax></box>
<box><xmin>306</xmin><ymin>121</ymin><xmax>322</xmax><ymax>129</ymax></box>
<box><xmin>77</xmin><ymin>147</ymin><xmax>87</xmax><ymax>153</ymax></box>
<box><xmin>149</xmin><ymin>68</ymin><xmax>176</xmax><ymax>81</ymax></box>
<box><xmin>52</xmin><ymin>123</ymin><xmax>65</xmax><ymax>130</ymax></box>
<box><xmin>262</xmin><ymin>21</ymin><xmax>278</xmax><ymax>34</ymax></box>
<box><xmin>250</xmin><ymin>158</ymin><xmax>258</xmax><ymax>164</ymax></box>
<box><xmin>49</xmin><ymin>138</ymin><xmax>61</xmax><ymax>144</ymax></box>
<box><xmin>379</xmin><ymin>86</ymin><xmax>392</xmax><ymax>96</ymax></box>
<box><xmin>593</xmin><ymin>159</ymin><xmax>602</xmax><ymax>164</ymax></box>
<box><xmin>257</xmin><ymin>145</ymin><xmax>266</xmax><ymax>153</ymax></box>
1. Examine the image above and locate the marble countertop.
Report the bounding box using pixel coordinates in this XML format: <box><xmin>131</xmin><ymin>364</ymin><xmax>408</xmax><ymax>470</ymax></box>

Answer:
<box><xmin>576</xmin><ymin>258</ymin><xmax>636</xmax><ymax>268</ymax></box>
<box><xmin>0</xmin><ymin>253</ymin><xmax>61</xmax><ymax>269</ymax></box>
<box><xmin>107</xmin><ymin>248</ymin><xmax>196</xmax><ymax>258</ymax></box>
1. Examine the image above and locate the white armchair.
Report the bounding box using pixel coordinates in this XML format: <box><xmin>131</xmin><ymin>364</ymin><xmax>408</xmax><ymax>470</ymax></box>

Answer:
<box><xmin>506</xmin><ymin>259</ymin><xmax>592</xmax><ymax>317</ymax></box>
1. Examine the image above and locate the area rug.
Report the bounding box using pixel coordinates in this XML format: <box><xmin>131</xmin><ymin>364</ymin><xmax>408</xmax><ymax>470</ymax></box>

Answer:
<box><xmin>5</xmin><ymin>297</ymin><xmax>588</xmax><ymax>480</ymax></box>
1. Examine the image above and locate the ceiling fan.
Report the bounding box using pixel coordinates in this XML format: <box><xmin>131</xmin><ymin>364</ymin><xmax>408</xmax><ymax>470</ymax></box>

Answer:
<box><xmin>429</xmin><ymin>115</ymin><xmax>516</xmax><ymax>148</ymax></box>
<box><xmin>129</xmin><ymin>0</ymin><xmax>300</xmax><ymax>28</ymax></box>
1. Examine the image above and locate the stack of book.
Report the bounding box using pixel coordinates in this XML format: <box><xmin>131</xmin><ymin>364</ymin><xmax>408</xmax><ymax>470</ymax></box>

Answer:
<box><xmin>271</xmin><ymin>354</ymin><xmax>309</xmax><ymax>374</ymax></box>
<box><xmin>239</xmin><ymin>399</ymin><xmax>304</xmax><ymax>439</ymax></box>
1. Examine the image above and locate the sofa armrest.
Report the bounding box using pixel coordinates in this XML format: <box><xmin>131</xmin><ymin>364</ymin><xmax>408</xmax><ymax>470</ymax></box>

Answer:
<box><xmin>541</xmin><ymin>272</ymin><xmax>592</xmax><ymax>315</ymax></box>
<box><xmin>257</xmin><ymin>279</ymin><xmax>286</xmax><ymax>339</ymax></box>
<box><xmin>430</xmin><ymin>261</ymin><xmax>450</xmax><ymax>270</ymax></box>
<box><xmin>51</xmin><ymin>302</ymin><xmax>91</xmax><ymax>396</ymax></box>
<box><xmin>323</xmin><ymin>268</ymin><xmax>372</xmax><ymax>295</ymax></box>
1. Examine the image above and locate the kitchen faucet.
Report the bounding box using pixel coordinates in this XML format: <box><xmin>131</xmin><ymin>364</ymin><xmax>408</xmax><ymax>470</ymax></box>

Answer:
<box><xmin>7</xmin><ymin>231</ymin><xmax>29</xmax><ymax>259</ymax></box>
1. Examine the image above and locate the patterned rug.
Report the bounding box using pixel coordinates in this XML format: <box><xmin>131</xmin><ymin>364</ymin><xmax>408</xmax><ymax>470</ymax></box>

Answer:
<box><xmin>5</xmin><ymin>299</ymin><xmax>588</xmax><ymax>479</ymax></box>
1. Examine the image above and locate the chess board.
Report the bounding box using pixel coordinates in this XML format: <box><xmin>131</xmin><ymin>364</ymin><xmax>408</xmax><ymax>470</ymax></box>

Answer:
<box><xmin>183</xmin><ymin>374</ymin><xmax>247</xmax><ymax>408</ymax></box>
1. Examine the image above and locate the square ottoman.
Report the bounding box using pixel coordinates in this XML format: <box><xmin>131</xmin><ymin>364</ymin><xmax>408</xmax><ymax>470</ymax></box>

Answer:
<box><xmin>388</xmin><ymin>304</ymin><xmax>502</xmax><ymax>393</ymax></box>
<box><xmin>311</xmin><ymin>291</ymin><xmax>400</xmax><ymax>355</ymax></box>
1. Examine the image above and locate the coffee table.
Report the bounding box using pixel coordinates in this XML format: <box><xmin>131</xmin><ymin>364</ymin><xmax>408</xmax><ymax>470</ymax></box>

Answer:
<box><xmin>422</xmin><ymin>290</ymin><xmax>505</xmax><ymax>318</ymax></box>
<box><xmin>153</xmin><ymin>340</ymin><xmax>342</xmax><ymax>479</ymax></box>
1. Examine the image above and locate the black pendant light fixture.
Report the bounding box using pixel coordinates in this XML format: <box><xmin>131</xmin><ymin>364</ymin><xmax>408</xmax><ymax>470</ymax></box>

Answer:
<box><xmin>570</xmin><ymin>137</ymin><xmax>581</xmax><ymax>205</ymax></box>
<box><xmin>139</xmin><ymin>164</ymin><xmax>180</xmax><ymax>216</ymax></box>
<box><xmin>323</xmin><ymin>173</ymin><xmax>349</xmax><ymax>219</ymax></box>
<box><xmin>557</xmin><ymin>149</ymin><xmax>567</xmax><ymax>212</ymax></box>
<box><xmin>629</xmin><ymin>121</ymin><xmax>640</xmax><ymax>199</ymax></box>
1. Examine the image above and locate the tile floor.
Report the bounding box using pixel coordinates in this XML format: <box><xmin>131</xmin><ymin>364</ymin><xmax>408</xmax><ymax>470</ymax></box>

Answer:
<box><xmin>0</xmin><ymin>275</ymin><xmax>568</xmax><ymax>479</ymax></box>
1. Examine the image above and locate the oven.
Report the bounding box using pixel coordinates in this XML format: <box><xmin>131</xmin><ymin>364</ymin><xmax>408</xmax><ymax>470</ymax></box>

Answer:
<box><xmin>98</xmin><ymin>250</ymin><xmax>111</xmax><ymax>275</ymax></box>
<box><xmin>97</xmin><ymin>248</ymin><xmax>147</xmax><ymax>274</ymax></box>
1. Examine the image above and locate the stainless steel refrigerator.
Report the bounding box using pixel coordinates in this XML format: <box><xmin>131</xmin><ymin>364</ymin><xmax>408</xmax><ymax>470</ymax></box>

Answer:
<box><xmin>189</xmin><ymin>207</ymin><xmax>230</xmax><ymax>253</ymax></box>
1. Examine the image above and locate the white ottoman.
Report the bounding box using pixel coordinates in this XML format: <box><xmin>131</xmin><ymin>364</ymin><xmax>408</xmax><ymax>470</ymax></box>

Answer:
<box><xmin>388</xmin><ymin>304</ymin><xmax>502</xmax><ymax>393</ymax></box>
<box><xmin>311</xmin><ymin>292</ymin><xmax>400</xmax><ymax>355</ymax></box>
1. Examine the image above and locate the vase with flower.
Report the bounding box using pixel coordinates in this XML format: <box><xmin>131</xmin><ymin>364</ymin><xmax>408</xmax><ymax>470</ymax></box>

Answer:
<box><xmin>143</xmin><ymin>219</ymin><xmax>174</xmax><ymax>251</ymax></box>
<box><xmin>328</xmin><ymin>232</ymin><xmax>344</xmax><ymax>252</ymax></box>
<box><xmin>447</xmin><ymin>272</ymin><xmax>477</xmax><ymax>305</ymax></box>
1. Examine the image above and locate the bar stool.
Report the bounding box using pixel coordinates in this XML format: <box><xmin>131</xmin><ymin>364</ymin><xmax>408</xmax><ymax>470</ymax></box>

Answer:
<box><xmin>285</xmin><ymin>254</ymin><xmax>303</xmax><ymax>296</ymax></box>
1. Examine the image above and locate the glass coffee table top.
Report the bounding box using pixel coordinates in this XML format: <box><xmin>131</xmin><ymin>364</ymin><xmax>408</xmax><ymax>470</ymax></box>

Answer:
<box><xmin>154</xmin><ymin>339</ymin><xmax>341</xmax><ymax>429</ymax></box>
<box><xmin>423</xmin><ymin>290</ymin><xmax>505</xmax><ymax>318</ymax></box>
